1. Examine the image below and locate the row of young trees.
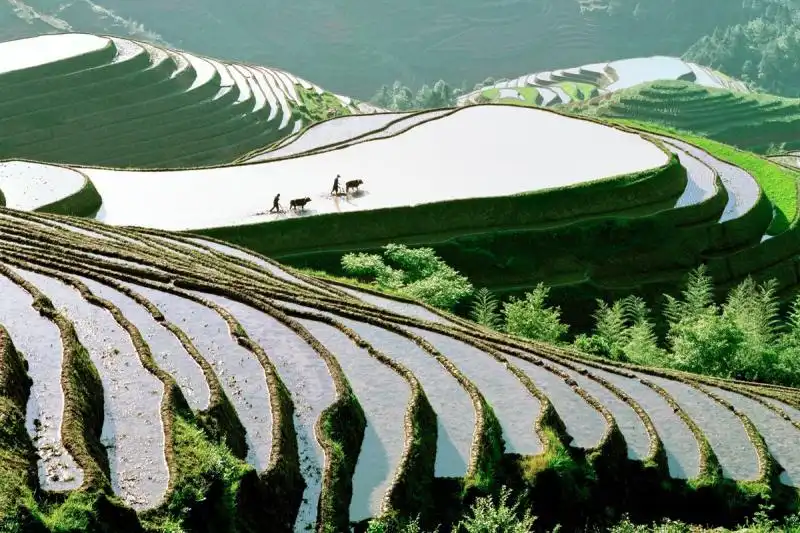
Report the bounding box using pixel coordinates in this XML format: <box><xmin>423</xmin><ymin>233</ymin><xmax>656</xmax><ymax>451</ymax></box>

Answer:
<box><xmin>365</xmin><ymin>486</ymin><xmax>799</xmax><ymax>533</ymax></box>
<box><xmin>368</xmin><ymin>77</ymin><xmax>501</xmax><ymax>111</ymax></box>
<box><xmin>471</xmin><ymin>266</ymin><xmax>800</xmax><ymax>387</ymax></box>
<box><xmin>340</xmin><ymin>245</ymin><xmax>800</xmax><ymax>387</ymax></box>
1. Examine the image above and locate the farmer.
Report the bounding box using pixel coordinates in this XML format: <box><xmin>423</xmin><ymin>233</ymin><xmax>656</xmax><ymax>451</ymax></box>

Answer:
<box><xmin>269</xmin><ymin>193</ymin><xmax>282</xmax><ymax>213</ymax></box>
<box><xmin>331</xmin><ymin>174</ymin><xmax>341</xmax><ymax>196</ymax></box>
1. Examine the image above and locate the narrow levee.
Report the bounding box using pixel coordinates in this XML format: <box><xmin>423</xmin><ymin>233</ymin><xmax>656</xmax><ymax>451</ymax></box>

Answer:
<box><xmin>563</xmin><ymin>361</ymin><xmax>701</xmax><ymax>479</ymax></box>
<box><xmin>706</xmin><ymin>386</ymin><xmax>800</xmax><ymax>487</ymax></box>
<box><xmin>405</xmin><ymin>326</ymin><xmax>542</xmax><ymax>456</ymax></box>
<box><xmin>79</xmin><ymin>277</ymin><xmax>210</xmax><ymax>412</ymax></box>
<box><xmin>641</xmin><ymin>374</ymin><xmax>760</xmax><ymax>481</ymax></box>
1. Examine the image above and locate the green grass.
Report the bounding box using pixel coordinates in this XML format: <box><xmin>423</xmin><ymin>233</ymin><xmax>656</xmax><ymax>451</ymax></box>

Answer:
<box><xmin>557</xmin><ymin>81</ymin><xmax>597</xmax><ymax>101</ymax></box>
<box><xmin>610</xmin><ymin>118</ymin><xmax>800</xmax><ymax>234</ymax></box>
<box><xmin>141</xmin><ymin>414</ymin><xmax>251</xmax><ymax>533</ymax></box>
<box><xmin>293</xmin><ymin>84</ymin><xmax>352</xmax><ymax>122</ymax></box>
<box><xmin>481</xmin><ymin>87</ymin><xmax>540</xmax><ymax>106</ymax></box>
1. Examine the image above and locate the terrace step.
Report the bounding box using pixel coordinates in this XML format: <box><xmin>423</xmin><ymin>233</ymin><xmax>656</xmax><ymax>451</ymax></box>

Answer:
<box><xmin>406</xmin><ymin>327</ymin><xmax>542</xmax><ymax>456</ymax></box>
<box><xmin>200</xmin><ymin>294</ymin><xmax>336</xmax><ymax>532</ymax></box>
<box><xmin>635</xmin><ymin>373</ymin><xmax>761</xmax><ymax>481</ymax></box>
<box><xmin>704</xmin><ymin>386</ymin><xmax>800</xmax><ymax>487</ymax></box>
<box><xmin>12</xmin><ymin>266</ymin><xmax>169</xmax><ymax>510</ymax></box>
<box><xmin>0</xmin><ymin>161</ymin><xmax>86</xmax><ymax>211</ymax></box>
<box><xmin>0</xmin><ymin>270</ymin><xmax>84</xmax><ymax>491</ymax></box>
<box><xmin>249</xmin><ymin>112</ymin><xmax>411</xmax><ymax>162</ymax></box>
<box><xmin>297</xmin><ymin>316</ymin><xmax>411</xmax><ymax>523</ymax></box>
<box><xmin>81</xmin><ymin>277</ymin><xmax>210</xmax><ymax>412</ymax></box>
<box><xmin>1</xmin><ymin>205</ymin><xmax>799</xmax><ymax>527</ymax></box>
<box><xmin>564</xmin><ymin>361</ymin><xmax>701</xmax><ymax>479</ymax></box>
<box><xmin>185</xmin><ymin>236</ymin><xmax>317</xmax><ymax>289</ymax></box>
<box><xmin>126</xmin><ymin>282</ymin><xmax>273</xmax><ymax>471</ymax></box>
<box><xmin>0</xmin><ymin>34</ymin><xmax>349</xmax><ymax>168</ymax></box>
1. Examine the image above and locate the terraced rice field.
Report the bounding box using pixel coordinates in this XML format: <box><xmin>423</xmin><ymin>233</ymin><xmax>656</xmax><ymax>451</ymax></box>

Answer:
<box><xmin>0</xmin><ymin>208</ymin><xmax>797</xmax><ymax>531</ymax></box>
<box><xmin>457</xmin><ymin>56</ymin><xmax>749</xmax><ymax>108</ymax></box>
<box><xmin>572</xmin><ymin>80</ymin><xmax>800</xmax><ymax>153</ymax></box>
<box><xmin>75</xmin><ymin>105</ymin><xmax>667</xmax><ymax>230</ymax></box>
<box><xmin>1</xmin><ymin>31</ymin><xmax>800</xmax><ymax>529</ymax></box>
<box><xmin>0</xmin><ymin>64</ymin><xmax>790</xmax><ymax>313</ymax></box>
<box><xmin>0</xmin><ymin>33</ymin><xmax>362</xmax><ymax>168</ymax></box>
<box><xmin>0</xmin><ymin>161</ymin><xmax>87</xmax><ymax>211</ymax></box>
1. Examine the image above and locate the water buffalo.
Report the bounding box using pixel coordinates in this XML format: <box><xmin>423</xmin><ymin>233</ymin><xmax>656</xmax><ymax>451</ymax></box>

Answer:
<box><xmin>345</xmin><ymin>179</ymin><xmax>363</xmax><ymax>194</ymax></box>
<box><xmin>289</xmin><ymin>197</ymin><xmax>311</xmax><ymax>211</ymax></box>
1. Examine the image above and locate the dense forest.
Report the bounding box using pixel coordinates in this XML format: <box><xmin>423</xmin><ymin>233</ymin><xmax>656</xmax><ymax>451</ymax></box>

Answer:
<box><xmin>684</xmin><ymin>0</ymin><xmax>800</xmax><ymax>97</ymax></box>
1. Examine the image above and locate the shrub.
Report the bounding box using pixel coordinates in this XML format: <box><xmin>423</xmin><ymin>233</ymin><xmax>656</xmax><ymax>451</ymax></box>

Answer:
<box><xmin>775</xmin><ymin>294</ymin><xmax>800</xmax><ymax>384</ymax></box>
<box><xmin>366</xmin><ymin>516</ymin><xmax>434</xmax><ymax>533</ymax></box>
<box><xmin>661</xmin><ymin>266</ymin><xmax>749</xmax><ymax>376</ymax></box>
<box><xmin>575</xmin><ymin>296</ymin><xmax>668</xmax><ymax>365</ymax></box>
<box><xmin>341</xmin><ymin>244</ymin><xmax>473</xmax><ymax>309</ymax></box>
<box><xmin>503</xmin><ymin>283</ymin><xmax>569</xmax><ymax>343</ymax></box>
<box><xmin>454</xmin><ymin>487</ymin><xmax>536</xmax><ymax>533</ymax></box>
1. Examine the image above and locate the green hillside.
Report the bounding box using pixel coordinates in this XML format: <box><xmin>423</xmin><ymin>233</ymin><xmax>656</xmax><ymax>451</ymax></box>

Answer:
<box><xmin>566</xmin><ymin>80</ymin><xmax>800</xmax><ymax>153</ymax></box>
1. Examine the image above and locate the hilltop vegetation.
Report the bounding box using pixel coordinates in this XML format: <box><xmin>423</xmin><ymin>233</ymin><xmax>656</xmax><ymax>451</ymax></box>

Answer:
<box><xmin>684</xmin><ymin>0</ymin><xmax>800</xmax><ymax>98</ymax></box>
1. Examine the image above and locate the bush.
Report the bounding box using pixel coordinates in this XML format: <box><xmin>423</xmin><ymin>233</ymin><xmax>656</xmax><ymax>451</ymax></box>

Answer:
<box><xmin>502</xmin><ymin>283</ymin><xmax>569</xmax><ymax>344</ymax></box>
<box><xmin>454</xmin><ymin>487</ymin><xmax>537</xmax><ymax>533</ymax></box>
<box><xmin>572</xmin><ymin>265</ymin><xmax>800</xmax><ymax>386</ymax></box>
<box><xmin>341</xmin><ymin>244</ymin><xmax>473</xmax><ymax>309</ymax></box>
<box><xmin>575</xmin><ymin>296</ymin><xmax>669</xmax><ymax>366</ymax></box>
<box><xmin>366</xmin><ymin>516</ymin><xmax>434</xmax><ymax>533</ymax></box>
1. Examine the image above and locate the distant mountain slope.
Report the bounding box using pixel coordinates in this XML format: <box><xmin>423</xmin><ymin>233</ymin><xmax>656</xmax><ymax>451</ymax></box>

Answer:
<box><xmin>0</xmin><ymin>0</ymin><xmax>778</xmax><ymax>97</ymax></box>
<box><xmin>456</xmin><ymin>56</ymin><xmax>750</xmax><ymax>108</ymax></box>
<box><xmin>567</xmin><ymin>80</ymin><xmax>800</xmax><ymax>153</ymax></box>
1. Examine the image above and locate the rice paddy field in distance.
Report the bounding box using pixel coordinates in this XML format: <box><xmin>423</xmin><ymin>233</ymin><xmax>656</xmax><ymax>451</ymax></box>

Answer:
<box><xmin>0</xmin><ymin>5</ymin><xmax>800</xmax><ymax>532</ymax></box>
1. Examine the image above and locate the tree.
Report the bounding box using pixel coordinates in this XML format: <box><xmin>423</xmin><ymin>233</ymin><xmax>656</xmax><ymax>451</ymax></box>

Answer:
<box><xmin>776</xmin><ymin>293</ymin><xmax>800</xmax><ymax>386</ymax></box>
<box><xmin>668</xmin><ymin>311</ymin><xmax>745</xmax><ymax>376</ymax></box>
<box><xmin>503</xmin><ymin>283</ymin><xmax>569</xmax><ymax>343</ymax></box>
<box><xmin>470</xmin><ymin>288</ymin><xmax>502</xmax><ymax>330</ymax></box>
<box><xmin>575</xmin><ymin>296</ymin><xmax>667</xmax><ymax>364</ymax></box>
<box><xmin>370</xmin><ymin>79</ymin><xmax>460</xmax><ymax>110</ymax></box>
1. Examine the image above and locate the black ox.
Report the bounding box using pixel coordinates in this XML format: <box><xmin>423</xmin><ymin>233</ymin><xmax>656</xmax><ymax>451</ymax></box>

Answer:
<box><xmin>345</xmin><ymin>179</ymin><xmax>363</xmax><ymax>194</ymax></box>
<box><xmin>289</xmin><ymin>197</ymin><xmax>312</xmax><ymax>211</ymax></box>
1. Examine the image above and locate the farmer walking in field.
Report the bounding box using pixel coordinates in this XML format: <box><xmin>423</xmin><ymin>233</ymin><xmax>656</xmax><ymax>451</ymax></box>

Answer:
<box><xmin>331</xmin><ymin>174</ymin><xmax>341</xmax><ymax>196</ymax></box>
<box><xmin>269</xmin><ymin>193</ymin><xmax>282</xmax><ymax>213</ymax></box>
